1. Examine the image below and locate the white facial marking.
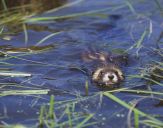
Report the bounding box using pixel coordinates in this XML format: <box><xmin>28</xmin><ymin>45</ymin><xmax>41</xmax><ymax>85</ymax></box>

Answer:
<box><xmin>113</xmin><ymin>68</ymin><xmax>124</xmax><ymax>80</ymax></box>
<box><xmin>92</xmin><ymin>68</ymin><xmax>103</xmax><ymax>80</ymax></box>
<box><xmin>102</xmin><ymin>72</ymin><xmax>118</xmax><ymax>83</ymax></box>
<box><xmin>103</xmin><ymin>73</ymin><xmax>111</xmax><ymax>82</ymax></box>
<box><xmin>112</xmin><ymin>73</ymin><xmax>118</xmax><ymax>82</ymax></box>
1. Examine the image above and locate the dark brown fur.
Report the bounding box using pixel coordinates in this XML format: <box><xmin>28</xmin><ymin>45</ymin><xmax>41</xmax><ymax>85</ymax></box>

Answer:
<box><xmin>82</xmin><ymin>51</ymin><xmax>126</xmax><ymax>87</ymax></box>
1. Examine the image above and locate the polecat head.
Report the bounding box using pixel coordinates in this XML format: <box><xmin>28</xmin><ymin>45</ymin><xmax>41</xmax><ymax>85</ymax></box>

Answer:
<box><xmin>92</xmin><ymin>64</ymin><xmax>124</xmax><ymax>87</ymax></box>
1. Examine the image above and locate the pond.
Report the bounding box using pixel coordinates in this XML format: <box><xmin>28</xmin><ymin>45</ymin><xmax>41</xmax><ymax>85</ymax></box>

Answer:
<box><xmin>0</xmin><ymin>0</ymin><xmax>163</xmax><ymax>128</ymax></box>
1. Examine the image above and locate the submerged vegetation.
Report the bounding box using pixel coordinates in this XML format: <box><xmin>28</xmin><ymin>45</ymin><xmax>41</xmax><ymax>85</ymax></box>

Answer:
<box><xmin>0</xmin><ymin>0</ymin><xmax>163</xmax><ymax>128</ymax></box>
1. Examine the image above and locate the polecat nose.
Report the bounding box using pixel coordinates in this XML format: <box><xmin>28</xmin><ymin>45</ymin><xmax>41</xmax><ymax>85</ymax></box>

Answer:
<box><xmin>108</xmin><ymin>75</ymin><xmax>114</xmax><ymax>80</ymax></box>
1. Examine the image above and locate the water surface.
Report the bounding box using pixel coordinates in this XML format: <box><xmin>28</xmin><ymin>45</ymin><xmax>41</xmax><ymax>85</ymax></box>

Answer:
<box><xmin>0</xmin><ymin>0</ymin><xmax>163</xmax><ymax>127</ymax></box>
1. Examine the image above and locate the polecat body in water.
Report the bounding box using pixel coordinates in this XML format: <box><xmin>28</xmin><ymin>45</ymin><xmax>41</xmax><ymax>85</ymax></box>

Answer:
<box><xmin>82</xmin><ymin>50</ymin><xmax>127</xmax><ymax>87</ymax></box>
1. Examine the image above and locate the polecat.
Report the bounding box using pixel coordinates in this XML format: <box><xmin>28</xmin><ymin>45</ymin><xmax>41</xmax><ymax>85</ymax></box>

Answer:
<box><xmin>82</xmin><ymin>50</ymin><xmax>126</xmax><ymax>87</ymax></box>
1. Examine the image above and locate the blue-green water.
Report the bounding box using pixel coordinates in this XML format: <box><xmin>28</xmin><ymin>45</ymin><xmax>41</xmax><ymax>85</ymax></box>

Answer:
<box><xmin>0</xmin><ymin>0</ymin><xmax>163</xmax><ymax>127</ymax></box>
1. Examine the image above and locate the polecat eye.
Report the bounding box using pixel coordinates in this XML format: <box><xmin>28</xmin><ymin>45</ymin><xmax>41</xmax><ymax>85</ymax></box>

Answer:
<box><xmin>114</xmin><ymin>71</ymin><xmax>118</xmax><ymax>74</ymax></box>
<box><xmin>100</xmin><ymin>71</ymin><xmax>104</xmax><ymax>75</ymax></box>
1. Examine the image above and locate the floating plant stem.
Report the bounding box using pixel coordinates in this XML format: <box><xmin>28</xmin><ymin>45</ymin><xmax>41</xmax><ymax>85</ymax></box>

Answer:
<box><xmin>125</xmin><ymin>0</ymin><xmax>137</xmax><ymax>15</ymax></box>
<box><xmin>141</xmin><ymin>119</ymin><xmax>163</xmax><ymax>128</ymax></box>
<box><xmin>125</xmin><ymin>29</ymin><xmax>147</xmax><ymax>56</ymax></box>
<box><xmin>0</xmin><ymin>71</ymin><xmax>31</xmax><ymax>77</ymax></box>
<box><xmin>0</xmin><ymin>89</ymin><xmax>49</xmax><ymax>96</ymax></box>
<box><xmin>136</xmin><ymin>29</ymin><xmax>147</xmax><ymax>49</ymax></box>
<box><xmin>135</xmin><ymin>29</ymin><xmax>147</xmax><ymax>57</ymax></box>
<box><xmin>119</xmin><ymin>89</ymin><xmax>163</xmax><ymax>95</ymax></box>
<box><xmin>128</xmin><ymin>75</ymin><xmax>163</xmax><ymax>86</ymax></box>
<box><xmin>36</xmin><ymin>31</ymin><xmax>62</xmax><ymax>46</ymax></box>
<box><xmin>25</xmin><ymin>5</ymin><xmax>126</xmax><ymax>23</ymax></box>
<box><xmin>3</xmin><ymin>44</ymin><xmax>55</xmax><ymax>54</ymax></box>
<box><xmin>46</xmin><ymin>0</ymin><xmax>84</xmax><ymax>14</ymax></box>
<box><xmin>76</xmin><ymin>114</ymin><xmax>94</xmax><ymax>128</ymax></box>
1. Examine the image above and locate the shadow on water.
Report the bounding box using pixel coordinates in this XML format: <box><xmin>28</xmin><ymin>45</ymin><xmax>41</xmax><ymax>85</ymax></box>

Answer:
<box><xmin>0</xmin><ymin>0</ymin><xmax>163</xmax><ymax>127</ymax></box>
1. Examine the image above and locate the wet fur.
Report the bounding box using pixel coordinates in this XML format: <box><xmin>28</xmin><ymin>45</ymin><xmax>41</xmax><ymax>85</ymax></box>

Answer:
<box><xmin>82</xmin><ymin>50</ymin><xmax>126</xmax><ymax>87</ymax></box>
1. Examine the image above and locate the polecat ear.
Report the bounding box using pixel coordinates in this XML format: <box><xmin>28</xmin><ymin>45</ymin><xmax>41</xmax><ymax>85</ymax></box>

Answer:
<box><xmin>82</xmin><ymin>51</ymin><xmax>97</xmax><ymax>62</ymax></box>
<box><xmin>110</xmin><ymin>54</ymin><xmax>128</xmax><ymax>66</ymax></box>
<box><xmin>82</xmin><ymin>51</ymin><xmax>108</xmax><ymax>63</ymax></box>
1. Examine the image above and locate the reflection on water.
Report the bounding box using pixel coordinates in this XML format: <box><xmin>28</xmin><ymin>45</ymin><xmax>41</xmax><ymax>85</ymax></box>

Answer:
<box><xmin>0</xmin><ymin>44</ymin><xmax>55</xmax><ymax>53</ymax></box>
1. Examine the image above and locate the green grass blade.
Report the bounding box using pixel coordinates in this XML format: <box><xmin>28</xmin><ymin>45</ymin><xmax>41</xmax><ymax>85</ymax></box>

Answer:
<box><xmin>23</xmin><ymin>23</ymin><xmax>28</xmax><ymax>45</ymax></box>
<box><xmin>134</xmin><ymin>110</ymin><xmax>139</xmax><ymax>128</ymax></box>
<box><xmin>103</xmin><ymin>92</ymin><xmax>163</xmax><ymax>124</ymax></box>
<box><xmin>125</xmin><ymin>0</ymin><xmax>137</xmax><ymax>15</ymax></box>
<box><xmin>49</xmin><ymin>95</ymin><xmax>55</xmax><ymax>119</ymax></box>
<box><xmin>36</xmin><ymin>31</ymin><xmax>62</xmax><ymax>46</ymax></box>
<box><xmin>76</xmin><ymin>114</ymin><xmax>94</xmax><ymax>128</ymax></box>
<box><xmin>66</xmin><ymin>105</ymin><xmax>72</xmax><ymax>128</ymax></box>
<box><xmin>154</xmin><ymin>0</ymin><xmax>163</xmax><ymax>15</ymax></box>
<box><xmin>1</xmin><ymin>0</ymin><xmax>8</xmax><ymax>11</ymax></box>
<box><xmin>119</xmin><ymin>89</ymin><xmax>163</xmax><ymax>95</ymax></box>
<box><xmin>39</xmin><ymin>105</ymin><xmax>45</xmax><ymax>127</ymax></box>
<box><xmin>128</xmin><ymin>75</ymin><xmax>163</xmax><ymax>86</ymax></box>
<box><xmin>141</xmin><ymin>119</ymin><xmax>163</xmax><ymax>128</ymax></box>
<box><xmin>46</xmin><ymin>0</ymin><xmax>83</xmax><ymax>14</ymax></box>
<box><xmin>0</xmin><ymin>26</ymin><xmax>4</xmax><ymax>34</ymax></box>
<box><xmin>136</xmin><ymin>29</ymin><xmax>147</xmax><ymax>48</ymax></box>
<box><xmin>0</xmin><ymin>89</ymin><xmax>49</xmax><ymax>96</ymax></box>
<box><xmin>25</xmin><ymin>5</ymin><xmax>126</xmax><ymax>23</ymax></box>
